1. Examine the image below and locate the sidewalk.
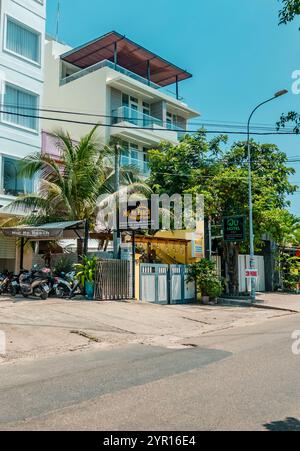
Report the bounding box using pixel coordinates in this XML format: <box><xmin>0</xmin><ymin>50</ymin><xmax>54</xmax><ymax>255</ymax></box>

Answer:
<box><xmin>0</xmin><ymin>296</ymin><xmax>296</xmax><ymax>364</ymax></box>
<box><xmin>255</xmin><ymin>292</ymin><xmax>300</xmax><ymax>312</ymax></box>
<box><xmin>221</xmin><ymin>292</ymin><xmax>300</xmax><ymax>313</ymax></box>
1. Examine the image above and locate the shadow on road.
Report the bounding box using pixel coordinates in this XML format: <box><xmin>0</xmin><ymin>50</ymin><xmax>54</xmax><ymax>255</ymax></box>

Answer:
<box><xmin>264</xmin><ymin>417</ymin><xmax>300</xmax><ymax>431</ymax></box>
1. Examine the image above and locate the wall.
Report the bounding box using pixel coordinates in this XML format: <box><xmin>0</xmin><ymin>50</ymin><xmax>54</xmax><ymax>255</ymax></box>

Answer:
<box><xmin>0</xmin><ymin>0</ymin><xmax>46</xmax><ymax>209</ymax></box>
<box><xmin>42</xmin><ymin>40</ymin><xmax>110</xmax><ymax>144</ymax></box>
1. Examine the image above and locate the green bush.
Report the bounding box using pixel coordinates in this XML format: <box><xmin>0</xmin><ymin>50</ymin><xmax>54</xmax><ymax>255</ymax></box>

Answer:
<box><xmin>74</xmin><ymin>256</ymin><xmax>99</xmax><ymax>286</ymax></box>
<box><xmin>187</xmin><ymin>259</ymin><xmax>222</xmax><ymax>300</ymax></box>
<box><xmin>53</xmin><ymin>256</ymin><xmax>73</xmax><ymax>276</ymax></box>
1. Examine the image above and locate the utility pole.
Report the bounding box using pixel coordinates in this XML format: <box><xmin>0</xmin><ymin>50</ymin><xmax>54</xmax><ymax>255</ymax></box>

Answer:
<box><xmin>247</xmin><ymin>89</ymin><xmax>287</xmax><ymax>302</ymax></box>
<box><xmin>56</xmin><ymin>0</ymin><xmax>60</xmax><ymax>42</ymax></box>
<box><xmin>208</xmin><ymin>218</ymin><xmax>212</xmax><ymax>261</ymax></box>
<box><xmin>113</xmin><ymin>143</ymin><xmax>121</xmax><ymax>259</ymax></box>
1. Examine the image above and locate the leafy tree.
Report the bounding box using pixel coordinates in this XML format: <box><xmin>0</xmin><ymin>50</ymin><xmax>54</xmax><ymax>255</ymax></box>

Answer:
<box><xmin>8</xmin><ymin>126</ymin><xmax>146</xmax><ymax>223</ymax></box>
<box><xmin>279</xmin><ymin>0</ymin><xmax>300</xmax><ymax>25</ymax></box>
<box><xmin>148</xmin><ymin>132</ymin><xmax>297</xmax><ymax>295</ymax></box>
<box><xmin>5</xmin><ymin>126</ymin><xmax>149</xmax><ymax>256</ymax></box>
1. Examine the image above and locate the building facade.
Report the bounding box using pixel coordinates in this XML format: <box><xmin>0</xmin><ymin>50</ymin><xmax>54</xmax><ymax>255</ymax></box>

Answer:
<box><xmin>0</xmin><ymin>0</ymin><xmax>46</xmax><ymax>270</ymax></box>
<box><xmin>42</xmin><ymin>32</ymin><xmax>200</xmax><ymax>176</ymax></box>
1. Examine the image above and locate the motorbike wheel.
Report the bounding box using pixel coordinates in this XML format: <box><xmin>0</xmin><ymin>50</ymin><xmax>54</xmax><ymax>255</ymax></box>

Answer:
<box><xmin>55</xmin><ymin>285</ymin><xmax>69</xmax><ymax>299</ymax></box>
<box><xmin>33</xmin><ymin>287</ymin><xmax>48</xmax><ymax>300</ymax></box>
<box><xmin>40</xmin><ymin>291</ymin><xmax>48</xmax><ymax>300</ymax></box>
<box><xmin>10</xmin><ymin>286</ymin><xmax>17</xmax><ymax>297</ymax></box>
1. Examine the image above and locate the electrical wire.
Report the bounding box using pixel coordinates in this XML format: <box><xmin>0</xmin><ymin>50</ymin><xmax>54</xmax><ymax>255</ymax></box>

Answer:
<box><xmin>0</xmin><ymin>103</ymin><xmax>296</xmax><ymax>132</ymax></box>
<box><xmin>0</xmin><ymin>109</ymin><xmax>298</xmax><ymax>136</ymax></box>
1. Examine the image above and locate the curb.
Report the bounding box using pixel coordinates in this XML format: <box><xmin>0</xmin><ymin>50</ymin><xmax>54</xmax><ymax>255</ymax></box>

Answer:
<box><xmin>219</xmin><ymin>298</ymin><xmax>299</xmax><ymax>314</ymax></box>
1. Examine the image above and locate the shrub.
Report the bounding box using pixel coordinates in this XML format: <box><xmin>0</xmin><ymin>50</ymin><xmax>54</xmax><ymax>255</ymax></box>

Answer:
<box><xmin>187</xmin><ymin>259</ymin><xmax>222</xmax><ymax>300</ymax></box>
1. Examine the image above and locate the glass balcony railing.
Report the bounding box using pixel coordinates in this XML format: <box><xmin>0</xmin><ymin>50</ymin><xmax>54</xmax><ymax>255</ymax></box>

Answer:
<box><xmin>112</xmin><ymin>106</ymin><xmax>163</xmax><ymax>129</ymax></box>
<box><xmin>120</xmin><ymin>155</ymin><xmax>150</xmax><ymax>177</ymax></box>
<box><xmin>112</xmin><ymin>106</ymin><xmax>186</xmax><ymax>140</ymax></box>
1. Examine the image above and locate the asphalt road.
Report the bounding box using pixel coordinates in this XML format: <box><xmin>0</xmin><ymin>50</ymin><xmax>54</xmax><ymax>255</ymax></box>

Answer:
<box><xmin>1</xmin><ymin>313</ymin><xmax>300</xmax><ymax>431</ymax></box>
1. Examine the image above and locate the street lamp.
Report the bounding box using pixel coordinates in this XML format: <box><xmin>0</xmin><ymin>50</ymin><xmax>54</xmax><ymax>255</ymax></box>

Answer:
<box><xmin>247</xmin><ymin>89</ymin><xmax>288</xmax><ymax>302</ymax></box>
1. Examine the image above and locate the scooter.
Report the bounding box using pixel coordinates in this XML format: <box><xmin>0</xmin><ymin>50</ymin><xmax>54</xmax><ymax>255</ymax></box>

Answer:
<box><xmin>18</xmin><ymin>266</ymin><xmax>51</xmax><ymax>300</ymax></box>
<box><xmin>52</xmin><ymin>271</ymin><xmax>82</xmax><ymax>299</ymax></box>
<box><xmin>0</xmin><ymin>272</ymin><xmax>13</xmax><ymax>295</ymax></box>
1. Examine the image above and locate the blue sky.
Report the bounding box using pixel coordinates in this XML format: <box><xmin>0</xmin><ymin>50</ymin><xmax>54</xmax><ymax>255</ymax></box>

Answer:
<box><xmin>46</xmin><ymin>0</ymin><xmax>300</xmax><ymax>214</ymax></box>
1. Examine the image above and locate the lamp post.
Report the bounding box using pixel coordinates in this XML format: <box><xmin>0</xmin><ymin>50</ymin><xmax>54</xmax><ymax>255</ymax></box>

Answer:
<box><xmin>247</xmin><ymin>89</ymin><xmax>288</xmax><ymax>301</ymax></box>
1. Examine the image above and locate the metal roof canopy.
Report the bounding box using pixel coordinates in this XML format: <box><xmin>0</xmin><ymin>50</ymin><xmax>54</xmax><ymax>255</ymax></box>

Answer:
<box><xmin>61</xmin><ymin>31</ymin><xmax>192</xmax><ymax>88</ymax></box>
<box><xmin>1</xmin><ymin>220</ymin><xmax>86</xmax><ymax>241</ymax></box>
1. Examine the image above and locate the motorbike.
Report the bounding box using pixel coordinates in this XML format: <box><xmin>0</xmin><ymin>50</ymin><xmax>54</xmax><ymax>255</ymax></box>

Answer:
<box><xmin>51</xmin><ymin>271</ymin><xmax>82</xmax><ymax>299</ymax></box>
<box><xmin>0</xmin><ymin>272</ymin><xmax>13</xmax><ymax>295</ymax></box>
<box><xmin>17</xmin><ymin>266</ymin><xmax>51</xmax><ymax>300</ymax></box>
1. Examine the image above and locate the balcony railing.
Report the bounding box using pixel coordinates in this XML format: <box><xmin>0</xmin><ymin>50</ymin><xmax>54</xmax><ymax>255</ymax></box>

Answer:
<box><xmin>112</xmin><ymin>106</ymin><xmax>185</xmax><ymax>140</ymax></box>
<box><xmin>60</xmin><ymin>59</ymin><xmax>183</xmax><ymax>100</ymax></box>
<box><xmin>112</xmin><ymin>106</ymin><xmax>163</xmax><ymax>129</ymax></box>
<box><xmin>120</xmin><ymin>155</ymin><xmax>150</xmax><ymax>176</ymax></box>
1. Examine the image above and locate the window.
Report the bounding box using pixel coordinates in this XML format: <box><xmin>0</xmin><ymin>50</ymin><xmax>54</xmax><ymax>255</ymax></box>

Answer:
<box><xmin>3</xmin><ymin>84</ymin><xmax>38</xmax><ymax>131</ymax></box>
<box><xmin>6</xmin><ymin>17</ymin><xmax>40</xmax><ymax>64</ymax></box>
<box><xmin>3</xmin><ymin>157</ymin><xmax>33</xmax><ymax>196</ymax></box>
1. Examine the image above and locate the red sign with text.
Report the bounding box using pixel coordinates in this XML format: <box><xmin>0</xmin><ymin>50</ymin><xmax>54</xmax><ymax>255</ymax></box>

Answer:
<box><xmin>245</xmin><ymin>269</ymin><xmax>258</xmax><ymax>278</ymax></box>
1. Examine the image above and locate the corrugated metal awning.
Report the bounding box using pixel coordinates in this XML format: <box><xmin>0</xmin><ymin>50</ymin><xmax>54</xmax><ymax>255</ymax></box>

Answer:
<box><xmin>1</xmin><ymin>221</ymin><xmax>85</xmax><ymax>240</ymax></box>
<box><xmin>61</xmin><ymin>31</ymin><xmax>192</xmax><ymax>87</ymax></box>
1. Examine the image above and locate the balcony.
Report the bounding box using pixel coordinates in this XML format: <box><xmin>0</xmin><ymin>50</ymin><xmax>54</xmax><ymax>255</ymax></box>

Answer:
<box><xmin>111</xmin><ymin>106</ymin><xmax>184</xmax><ymax>144</ymax></box>
<box><xmin>120</xmin><ymin>155</ymin><xmax>150</xmax><ymax>177</ymax></box>
<box><xmin>60</xmin><ymin>59</ymin><xmax>182</xmax><ymax>100</ymax></box>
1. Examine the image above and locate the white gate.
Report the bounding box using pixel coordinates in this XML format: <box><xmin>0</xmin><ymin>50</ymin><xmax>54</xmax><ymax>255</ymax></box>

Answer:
<box><xmin>140</xmin><ymin>264</ymin><xmax>196</xmax><ymax>304</ymax></box>
<box><xmin>238</xmin><ymin>255</ymin><xmax>265</xmax><ymax>292</ymax></box>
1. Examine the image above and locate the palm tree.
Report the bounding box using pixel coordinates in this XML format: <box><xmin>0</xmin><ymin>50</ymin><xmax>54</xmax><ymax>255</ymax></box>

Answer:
<box><xmin>6</xmin><ymin>126</ymin><xmax>150</xmax><ymax>255</ymax></box>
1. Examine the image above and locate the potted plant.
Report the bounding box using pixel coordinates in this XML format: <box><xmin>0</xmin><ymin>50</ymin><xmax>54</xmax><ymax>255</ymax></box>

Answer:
<box><xmin>187</xmin><ymin>259</ymin><xmax>222</xmax><ymax>304</ymax></box>
<box><xmin>74</xmin><ymin>256</ymin><xmax>98</xmax><ymax>300</ymax></box>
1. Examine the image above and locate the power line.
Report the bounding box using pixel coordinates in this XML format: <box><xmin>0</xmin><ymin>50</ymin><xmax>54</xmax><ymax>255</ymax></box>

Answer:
<box><xmin>0</xmin><ymin>109</ymin><xmax>298</xmax><ymax>136</ymax></box>
<box><xmin>1</xmin><ymin>103</ymin><xmax>295</xmax><ymax>132</ymax></box>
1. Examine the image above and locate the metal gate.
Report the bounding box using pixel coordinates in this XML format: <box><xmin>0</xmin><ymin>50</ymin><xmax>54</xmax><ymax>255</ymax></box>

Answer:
<box><xmin>238</xmin><ymin>255</ymin><xmax>266</xmax><ymax>292</ymax></box>
<box><xmin>140</xmin><ymin>264</ymin><xmax>196</xmax><ymax>305</ymax></box>
<box><xmin>94</xmin><ymin>260</ymin><xmax>131</xmax><ymax>300</ymax></box>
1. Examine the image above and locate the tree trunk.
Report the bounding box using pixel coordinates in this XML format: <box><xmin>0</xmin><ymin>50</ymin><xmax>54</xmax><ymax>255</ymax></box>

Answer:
<box><xmin>224</xmin><ymin>242</ymin><xmax>240</xmax><ymax>296</ymax></box>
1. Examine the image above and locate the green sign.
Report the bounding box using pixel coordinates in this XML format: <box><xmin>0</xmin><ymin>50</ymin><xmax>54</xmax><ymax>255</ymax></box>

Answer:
<box><xmin>223</xmin><ymin>216</ymin><xmax>245</xmax><ymax>242</ymax></box>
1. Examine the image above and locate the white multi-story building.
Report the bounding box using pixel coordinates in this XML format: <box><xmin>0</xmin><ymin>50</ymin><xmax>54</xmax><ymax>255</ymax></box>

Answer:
<box><xmin>0</xmin><ymin>0</ymin><xmax>46</xmax><ymax>269</ymax></box>
<box><xmin>42</xmin><ymin>31</ymin><xmax>200</xmax><ymax>176</ymax></box>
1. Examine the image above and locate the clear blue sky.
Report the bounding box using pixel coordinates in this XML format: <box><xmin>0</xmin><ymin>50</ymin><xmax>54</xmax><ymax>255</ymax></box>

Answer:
<box><xmin>46</xmin><ymin>0</ymin><xmax>300</xmax><ymax>215</ymax></box>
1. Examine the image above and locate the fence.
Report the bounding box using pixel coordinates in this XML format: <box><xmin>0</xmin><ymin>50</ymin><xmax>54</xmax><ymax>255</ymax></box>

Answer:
<box><xmin>140</xmin><ymin>263</ymin><xmax>196</xmax><ymax>305</ymax></box>
<box><xmin>94</xmin><ymin>260</ymin><xmax>131</xmax><ymax>300</ymax></box>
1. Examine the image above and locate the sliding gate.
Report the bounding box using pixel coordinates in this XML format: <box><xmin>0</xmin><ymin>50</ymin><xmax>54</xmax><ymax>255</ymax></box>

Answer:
<box><xmin>140</xmin><ymin>264</ymin><xmax>196</xmax><ymax>305</ymax></box>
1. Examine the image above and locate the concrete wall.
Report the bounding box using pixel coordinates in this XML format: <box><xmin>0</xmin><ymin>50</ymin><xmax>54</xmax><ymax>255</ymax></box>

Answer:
<box><xmin>0</xmin><ymin>0</ymin><xmax>46</xmax><ymax>210</ymax></box>
<box><xmin>42</xmin><ymin>40</ymin><xmax>110</xmax><ymax>144</ymax></box>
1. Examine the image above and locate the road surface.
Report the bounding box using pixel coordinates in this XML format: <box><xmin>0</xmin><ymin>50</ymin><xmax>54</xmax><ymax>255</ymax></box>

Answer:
<box><xmin>1</xmin><ymin>313</ymin><xmax>300</xmax><ymax>431</ymax></box>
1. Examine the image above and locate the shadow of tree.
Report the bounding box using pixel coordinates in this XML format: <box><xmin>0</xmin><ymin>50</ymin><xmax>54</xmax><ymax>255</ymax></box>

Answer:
<box><xmin>264</xmin><ymin>417</ymin><xmax>300</xmax><ymax>431</ymax></box>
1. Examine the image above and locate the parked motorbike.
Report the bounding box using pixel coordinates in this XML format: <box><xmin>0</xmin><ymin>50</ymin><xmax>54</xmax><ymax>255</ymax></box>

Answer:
<box><xmin>51</xmin><ymin>271</ymin><xmax>82</xmax><ymax>299</ymax></box>
<box><xmin>18</xmin><ymin>266</ymin><xmax>51</xmax><ymax>300</ymax></box>
<box><xmin>0</xmin><ymin>272</ymin><xmax>13</xmax><ymax>295</ymax></box>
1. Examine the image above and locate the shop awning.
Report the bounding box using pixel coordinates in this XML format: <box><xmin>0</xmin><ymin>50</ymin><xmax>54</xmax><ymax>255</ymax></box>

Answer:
<box><xmin>1</xmin><ymin>221</ymin><xmax>86</xmax><ymax>240</ymax></box>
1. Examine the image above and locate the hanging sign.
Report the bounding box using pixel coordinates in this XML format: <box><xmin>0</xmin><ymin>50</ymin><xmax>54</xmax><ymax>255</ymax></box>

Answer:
<box><xmin>223</xmin><ymin>216</ymin><xmax>245</xmax><ymax>242</ymax></box>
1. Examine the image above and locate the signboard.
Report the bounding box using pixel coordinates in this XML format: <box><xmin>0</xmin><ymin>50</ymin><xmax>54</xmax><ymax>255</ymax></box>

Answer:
<box><xmin>1</xmin><ymin>228</ymin><xmax>62</xmax><ymax>239</ymax></box>
<box><xmin>245</xmin><ymin>269</ymin><xmax>258</xmax><ymax>278</ymax></box>
<box><xmin>119</xmin><ymin>200</ymin><xmax>157</xmax><ymax>230</ymax></box>
<box><xmin>191</xmin><ymin>240</ymin><xmax>204</xmax><ymax>258</ymax></box>
<box><xmin>223</xmin><ymin>216</ymin><xmax>245</xmax><ymax>242</ymax></box>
